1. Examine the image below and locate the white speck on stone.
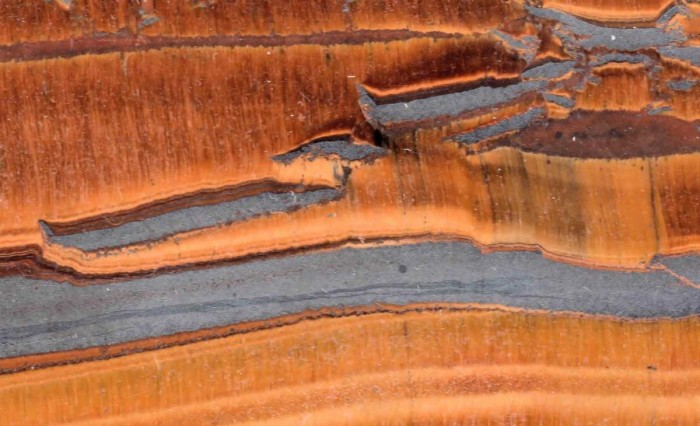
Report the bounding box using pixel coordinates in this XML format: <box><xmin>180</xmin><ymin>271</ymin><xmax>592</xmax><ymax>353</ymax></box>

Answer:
<box><xmin>611</xmin><ymin>35</ymin><xmax>616</xmax><ymax>41</ymax></box>
<box><xmin>572</xmin><ymin>136</ymin><xmax>576</xmax><ymax>141</ymax></box>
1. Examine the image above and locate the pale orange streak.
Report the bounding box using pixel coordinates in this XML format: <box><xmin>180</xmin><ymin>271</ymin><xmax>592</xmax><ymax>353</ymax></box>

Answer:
<box><xmin>543</xmin><ymin>0</ymin><xmax>673</xmax><ymax>23</ymax></box>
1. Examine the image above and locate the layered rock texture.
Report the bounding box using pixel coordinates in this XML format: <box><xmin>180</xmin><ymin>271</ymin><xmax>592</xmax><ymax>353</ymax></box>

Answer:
<box><xmin>2</xmin><ymin>0</ymin><xmax>700</xmax><ymax>424</ymax></box>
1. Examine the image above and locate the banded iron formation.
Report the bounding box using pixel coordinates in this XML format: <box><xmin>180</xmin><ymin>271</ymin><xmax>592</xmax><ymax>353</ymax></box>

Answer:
<box><xmin>2</xmin><ymin>0</ymin><xmax>700</xmax><ymax>424</ymax></box>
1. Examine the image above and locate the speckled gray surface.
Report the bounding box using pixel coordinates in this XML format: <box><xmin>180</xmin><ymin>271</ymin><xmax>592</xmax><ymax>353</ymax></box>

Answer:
<box><xmin>527</xmin><ymin>5</ymin><xmax>685</xmax><ymax>51</ymax></box>
<box><xmin>659</xmin><ymin>46</ymin><xmax>700</xmax><ymax>66</ymax></box>
<box><xmin>272</xmin><ymin>140</ymin><xmax>386</xmax><ymax>164</ymax></box>
<box><xmin>543</xmin><ymin>93</ymin><xmax>575</xmax><ymax>108</ymax></box>
<box><xmin>522</xmin><ymin>61</ymin><xmax>575</xmax><ymax>80</ymax></box>
<box><xmin>45</xmin><ymin>189</ymin><xmax>342</xmax><ymax>251</ymax></box>
<box><xmin>451</xmin><ymin>107</ymin><xmax>545</xmax><ymax>145</ymax></box>
<box><xmin>365</xmin><ymin>81</ymin><xmax>547</xmax><ymax>125</ymax></box>
<box><xmin>0</xmin><ymin>242</ymin><xmax>698</xmax><ymax>358</ymax></box>
<box><xmin>667</xmin><ymin>79</ymin><xmax>698</xmax><ymax>92</ymax></box>
<box><xmin>661</xmin><ymin>255</ymin><xmax>700</xmax><ymax>285</ymax></box>
<box><xmin>591</xmin><ymin>53</ymin><xmax>652</xmax><ymax>67</ymax></box>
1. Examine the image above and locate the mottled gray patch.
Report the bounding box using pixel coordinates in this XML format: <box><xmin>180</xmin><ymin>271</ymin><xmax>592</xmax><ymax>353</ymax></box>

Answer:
<box><xmin>272</xmin><ymin>140</ymin><xmax>386</xmax><ymax>164</ymax></box>
<box><xmin>591</xmin><ymin>53</ymin><xmax>652</xmax><ymax>66</ymax></box>
<box><xmin>667</xmin><ymin>79</ymin><xmax>698</xmax><ymax>92</ymax></box>
<box><xmin>450</xmin><ymin>107</ymin><xmax>546</xmax><ymax>145</ymax></box>
<box><xmin>543</xmin><ymin>93</ymin><xmax>575</xmax><ymax>108</ymax></box>
<box><xmin>1</xmin><ymin>242</ymin><xmax>699</xmax><ymax>358</ymax></box>
<box><xmin>586</xmin><ymin>74</ymin><xmax>602</xmax><ymax>85</ymax></box>
<box><xmin>490</xmin><ymin>30</ymin><xmax>540</xmax><ymax>62</ymax></box>
<box><xmin>365</xmin><ymin>81</ymin><xmax>547</xmax><ymax>126</ymax></box>
<box><xmin>661</xmin><ymin>256</ymin><xmax>700</xmax><ymax>285</ymax></box>
<box><xmin>527</xmin><ymin>6</ymin><xmax>685</xmax><ymax>51</ymax></box>
<box><xmin>522</xmin><ymin>61</ymin><xmax>576</xmax><ymax>79</ymax></box>
<box><xmin>45</xmin><ymin>189</ymin><xmax>341</xmax><ymax>251</ymax></box>
<box><xmin>657</xmin><ymin>5</ymin><xmax>687</xmax><ymax>28</ymax></box>
<box><xmin>491</xmin><ymin>30</ymin><xmax>532</xmax><ymax>51</ymax></box>
<box><xmin>658</xmin><ymin>46</ymin><xmax>700</xmax><ymax>66</ymax></box>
